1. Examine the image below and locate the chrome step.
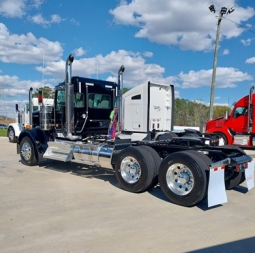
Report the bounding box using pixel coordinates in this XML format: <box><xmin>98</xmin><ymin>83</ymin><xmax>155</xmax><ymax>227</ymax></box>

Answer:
<box><xmin>43</xmin><ymin>141</ymin><xmax>73</xmax><ymax>162</ymax></box>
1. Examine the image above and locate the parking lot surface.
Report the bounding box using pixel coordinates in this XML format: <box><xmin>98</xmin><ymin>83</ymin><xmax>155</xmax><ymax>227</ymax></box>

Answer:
<box><xmin>1</xmin><ymin>137</ymin><xmax>255</xmax><ymax>253</ymax></box>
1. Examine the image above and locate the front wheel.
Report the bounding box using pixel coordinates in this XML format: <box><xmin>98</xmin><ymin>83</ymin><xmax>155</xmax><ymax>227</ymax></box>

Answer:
<box><xmin>8</xmin><ymin>127</ymin><xmax>17</xmax><ymax>143</ymax></box>
<box><xmin>20</xmin><ymin>136</ymin><xmax>38</xmax><ymax>166</ymax></box>
<box><xmin>158</xmin><ymin>151</ymin><xmax>207</xmax><ymax>207</ymax></box>
<box><xmin>215</xmin><ymin>132</ymin><xmax>228</xmax><ymax>145</ymax></box>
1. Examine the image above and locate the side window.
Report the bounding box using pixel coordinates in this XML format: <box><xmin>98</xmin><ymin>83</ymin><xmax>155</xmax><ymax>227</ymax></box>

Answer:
<box><xmin>56</xmin><ymin>90</ymin><xmax>65</xmax><ymax>110</ymax></box>
<box><xmin>88</xmin><ymin>93</ymin><xmax>111</xmax><ymax>109</ymax></box>
<box><xmin>233</xmin><ymin>107</ymin><xmax>247</xmax><ymax>118</ymax></box>
<box><xmin>131</xmin><ymin>94</ymin><xmax>141</xmax><ymax>100</ymax></box>
<box><xmin>74</xmin><ymin>93</ymin><xmax>84</xmax><ymax>108</ymax></box>
<box><xmin>26</xmin><ymin>103</ymin><xmax>29</xmax><ymax>113</ymax></box>
<box><xmin>114</xmin><ymin>97</ymin><xmax>118</xmax><ymax>108</ymax></box>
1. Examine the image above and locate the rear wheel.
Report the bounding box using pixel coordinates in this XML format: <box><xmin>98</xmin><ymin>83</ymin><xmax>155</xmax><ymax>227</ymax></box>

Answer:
<box><xmin>8</xmin><ymin>127</ymin><xmax>17</xmax><ymax>143</ymax></box>
<box><xmin>184</xmin><ymin>150</ymin><xmax>212</xmax><ymax>199</ymax></box>
<box><xmin>138</xmin><ymin>145</ymin><xmax>161</xmax><ymax>189</ymax></box>
<box><xmin>225</xmin><ymin>169</ymin><xmax>245</xmax><ymax>190</ymax></box>
<box><xmin>20</xmin><ymin>136</ymin><xmax>38</xmax><ymax>166</ymax></box>
<box><xmin>115</xmin><ymin>146</ymin><xmax>156</xmax><ymax>193</ymax></box>
<box><xmin>158</xmin><ymin>151</ymin><xmax>207</xmax><ymax>207</ymax></box>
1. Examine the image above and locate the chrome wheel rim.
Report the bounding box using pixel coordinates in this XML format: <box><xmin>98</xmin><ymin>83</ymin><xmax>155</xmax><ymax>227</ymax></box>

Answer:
<box><xmin>8</xmin><ymin>129</ymin><xmax>14</xmax><ymax>141</ymax></box>
<box><xmin>120</xmin><ymin>156</ymin><xmax>141</xmax><ymax>184</ymax></box>
<box><xmin>21</xmin><ymin>142</ymin><xmax>32</xmax><ymax>161</ymax></box>
<box><xmin>166</xmin><ymin>163</ymin><xmax>194</xmax><ymax>195</ymax></box>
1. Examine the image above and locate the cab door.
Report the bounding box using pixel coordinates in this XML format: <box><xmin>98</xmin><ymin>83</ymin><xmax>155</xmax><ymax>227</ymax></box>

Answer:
<box><xmin>228</xmin><ymin>106</ymin><xmax>248</xmax><ymax>134</ymax></box>
<box><xmin>54</xmin><ymin>89</ymin><xmax>65</xmax><ymax>131</ymax></box>
<box><xmin>74</xmin><ymin>92</ymin><xmax>86</xmax><ymax>133</ymax></box>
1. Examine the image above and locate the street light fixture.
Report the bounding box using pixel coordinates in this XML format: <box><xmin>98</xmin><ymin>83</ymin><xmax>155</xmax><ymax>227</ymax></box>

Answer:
<box><xmin>208</xmin><ymin>5</ymin><xmax>235</xmax><ymax>119</ymax></box>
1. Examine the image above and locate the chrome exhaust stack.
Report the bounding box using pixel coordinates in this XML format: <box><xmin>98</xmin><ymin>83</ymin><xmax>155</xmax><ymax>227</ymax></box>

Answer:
<box><xmin>65</xmin><ymin>54</ymin><xmax>80</xmax><ymax>140</ymax></box>
<box><xmin>28</xmin><ymin>87</ymin><xmax>33</xmax><ymax>126</ymax></box>
<box><xmin>117</xmin><ymin>65</ymin><xmax>125</xmax><ymax>133</ymax></box>
<box><xmin>248</xmin><ymin>85</ymin><xmax>254</xmax><ymax>133</ymax></box>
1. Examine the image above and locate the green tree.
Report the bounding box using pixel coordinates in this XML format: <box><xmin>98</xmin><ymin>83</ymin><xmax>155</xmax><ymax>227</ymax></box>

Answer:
<box><xmin>33</xmin><ymin>86</ymin><xmax>54</xmax><ymax>99</ymax></box>
<box><xmin>213</xmin><ymin>105</ymin><xmax>231</xmax><ymax>118</ymax></box>
<box><xmin>174</xmin><ymin>99</ymin><xmax>211</xmax><ymax>130</ymax></box>
<box><xmin>123</xmin><ymin>87</ymin><xmax>130</xmax><ymax>94</ymax></box>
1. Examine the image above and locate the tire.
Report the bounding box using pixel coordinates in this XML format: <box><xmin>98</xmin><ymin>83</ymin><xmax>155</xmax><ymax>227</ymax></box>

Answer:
<box><xmin>20</xmin><ymin>136</ymin><xmax>38</xmax><ymax>166</ymax></box>
<box><xmin>158</xmin><ymin>151</ymin><xmax>207</xmax><ymax>207</ymax></box>
<box><xmin>238</xmin><ymin>172</ymin><xmax>246</xmax><ymax>185</ymax></box>
<box><xmin>187</xmin><ymin>150</ymin><xmax>243</xmax><ymax>190</ymax></box>
<box><xmin>183</xmin><ymin>150</ymin><xmax>212</xmax><ymax>200</ymax></box>
<box><xmin>8</xmin><ymin>127</ymin><xmax>17</xmax><ymax>143</ymax></box>
<box><xmin>138</xmin><ymin>145</ymin><xmax>161</xmax><ymax>189</ymax></box>
<box><xmin>115</xmin><ymin>146</ymin><xmax>156</xmax><ymax>193</ymax></box>
<box><xmin>215</xmin><ymin>132</ymin><xmax>228</xmax><ymax>145</ymax></box>
<box><xmin>225</xmin><ymin>169</ymin><xmax>245</xmax><ymax>190</ymax></box>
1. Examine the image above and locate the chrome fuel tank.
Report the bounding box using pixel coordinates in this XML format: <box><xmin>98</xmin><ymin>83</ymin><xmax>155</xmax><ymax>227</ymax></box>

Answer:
<box><xmin>72</xmin><ymin>142</ymin><xmax>114</xmax><ymax>169</ymax></box>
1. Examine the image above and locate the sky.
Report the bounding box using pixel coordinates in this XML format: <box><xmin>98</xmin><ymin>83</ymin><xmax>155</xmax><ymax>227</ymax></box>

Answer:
<box><xmin>0</xmin><ymin>0</ymin><xmax>255</xmax><ymax>119</ymax></box>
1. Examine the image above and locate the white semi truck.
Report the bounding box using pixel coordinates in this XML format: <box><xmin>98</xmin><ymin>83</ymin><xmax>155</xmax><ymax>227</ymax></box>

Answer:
<box><xmin>16</xmin><ymin>54</ymin><xmax>254</xmax><ymax>207</ymax></box>
<box><xmin>7</xmin><ymin>88</ymin><xmax>54</xmax><ymax>143</ymax></box>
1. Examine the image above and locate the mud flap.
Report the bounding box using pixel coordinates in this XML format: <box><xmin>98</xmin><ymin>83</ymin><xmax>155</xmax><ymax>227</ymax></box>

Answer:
<box><xmin>208</xmin><ymin>166</ymin><xmax>227</xmax><ymax>207</ymax></box>
<box><xmin>245</xmin><ymin>160</ymin><xmax>254</xmax><ymax>190</ymax></box>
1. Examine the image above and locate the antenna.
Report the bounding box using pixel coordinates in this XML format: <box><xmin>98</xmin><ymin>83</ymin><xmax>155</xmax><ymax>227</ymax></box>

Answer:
<box><xmin>42</xmin><ymin>50</ymin><xmax>45</xmax><ymax>85</ymax></box>
<box><xmin>97</xmin><ymin>60</ymin><xmax>98</xmax><ymax>79</ymax></box>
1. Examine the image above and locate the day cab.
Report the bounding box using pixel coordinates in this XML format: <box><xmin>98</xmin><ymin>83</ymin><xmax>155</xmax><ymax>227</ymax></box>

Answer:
<box><xmin>206</xmin><ymin>86</ymin><xmax>255</xmax><ymax>147</ymax></box>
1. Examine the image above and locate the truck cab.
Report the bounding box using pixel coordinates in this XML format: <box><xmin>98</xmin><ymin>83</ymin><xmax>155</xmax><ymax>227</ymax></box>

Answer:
<box><xmin>7</xmin><ymin>89</ymin><xmax>54</xmax><ymax>143</ymax></box>
<box><xmin>31</xmin><ymin>77</ymin><xmax>118</xmax><ymax>139</ymax></box>
<box><xmin>206</xmin><ymin>86</ymin><xmax>255</xmax><ymax>147</ymax></box>
<box><xmin>54</xmin><ymin>77</ymin><xmax>117</xmax><ymax>137</ymax></box>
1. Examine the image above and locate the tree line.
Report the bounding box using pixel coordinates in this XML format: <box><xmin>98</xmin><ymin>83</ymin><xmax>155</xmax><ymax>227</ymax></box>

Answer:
<box><xmin>174</xmin><ymin>98</ymin><xmax>231</xmax><ymax>129</ymax></box>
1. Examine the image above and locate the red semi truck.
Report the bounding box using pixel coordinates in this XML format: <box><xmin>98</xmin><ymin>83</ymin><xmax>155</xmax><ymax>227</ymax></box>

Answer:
<box><xmin>206</xmin><ymin>85</ymin><xmax>255</xmax><ymax>147</ymax></box>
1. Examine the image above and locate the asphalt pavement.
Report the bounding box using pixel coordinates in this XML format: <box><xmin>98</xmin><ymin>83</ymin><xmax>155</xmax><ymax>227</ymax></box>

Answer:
<box><xmin>1</xmin><ymin>137</ymin><xmax>255</xmax><ymax>253</ymax></box>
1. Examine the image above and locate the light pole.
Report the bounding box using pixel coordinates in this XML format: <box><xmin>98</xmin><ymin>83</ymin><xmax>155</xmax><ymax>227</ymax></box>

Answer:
<box><xmin>208</xmin><ymin>5</ymin><xmax>235</xmax><ymax>119</ymax></box>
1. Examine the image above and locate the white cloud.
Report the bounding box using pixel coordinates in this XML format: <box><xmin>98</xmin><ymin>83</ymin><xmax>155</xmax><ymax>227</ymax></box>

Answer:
<box><xmin>175</xmin><ymin>90</ymin><xmax>180</xmax><ymax>99</ymax></box>
<box><xmin>0</xmin><ymin>72</ymin><xmax>59</xmax><ymax>118</ymax></box>
<box><xmin>0</xmin><ymin>74</ymin><xmax>54</xmax><ymax>96</ymax></box>
<box><xmin>36</xmin><ymin>50</ymin><xmax>166</xmax><ymax>88</ymax></box>
<box><xmin>0</xmin><ymin>74</ymin><xmax>56</xmax><ymax>118</ymax></box>
<box><xmin>143</xmin><ymin>51</ymin><xmax>153</xmax><ymax>57</ymax></box>
<box><xmin>0</xmin><ymin>0</ymin><xmax>44</xmax><ymax>18</ymax></box>
<box><xmin>28</xmin><ymin>13</ymin><xmax>63</xmax><ymax>27</ymax></box>
<box><xmin>73</xmin><ymin>47</ymin><xmax>86</xmax><ymax>57</ymax></box>
<box><xmin>0</xmin><ymin>23</ymin><xmax>63</xmax><ymax>64</ymax></box>
<box><xmin>178</xmin><ymin>67</ymin><xmax>252</xmax><ymax>89</ymax></box>
<box><xmin>222</xmin><ymin>49</ymin><xmax>229</xmax><ymax>55</ymax></box>
<box><xmin>241</xmin><ymin>38</ymin><xmax>254</xmax><ymax>46</ymax></box>
<box><xmin>110</xmin><ymin>0</ymin><xmax>255</xmax><ymax>51</ymax></box>
<box><xmin>31</xmin><ymin>0</ymin><xmax>44</xmax><ymax>9</ymax></box>
<box><xmin>0</xmin><ymin>0</ymin><xmax>26</xmax><ymax>18</ymax></box>
<box><xmin>246</xmin><ymin>57</ymin><xmax>255</xmax><ymax>64</ymax></box>
<box><xmin>70</xmin><ymin>18</ymin><xmax>79</xmax><ymax>26</ymax></box>
<box><xmin>35</xmin><ymin>50</ymin><xmax>252</xmax><ymax>91</ymax></box>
